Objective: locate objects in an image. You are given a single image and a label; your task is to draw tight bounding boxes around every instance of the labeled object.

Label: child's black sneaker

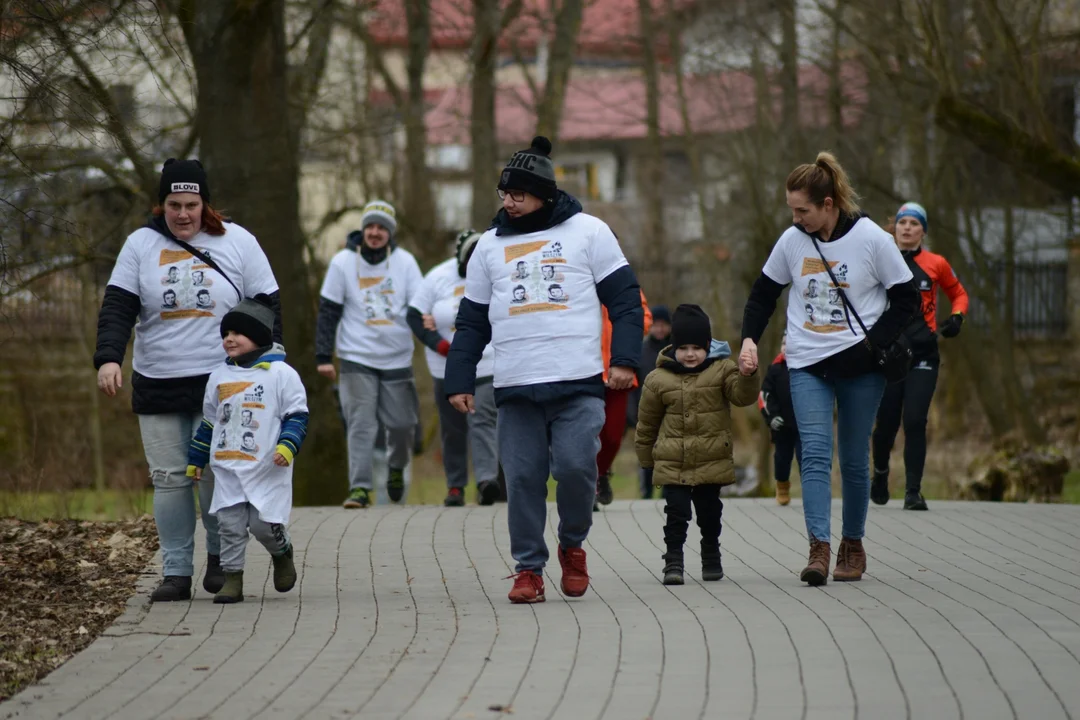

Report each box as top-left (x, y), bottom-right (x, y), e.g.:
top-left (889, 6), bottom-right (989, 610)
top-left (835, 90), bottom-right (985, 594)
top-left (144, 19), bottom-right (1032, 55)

top-left (387, 468), bottom-right (406, 503)
top-left (444, 487), bottom-right (465, 507)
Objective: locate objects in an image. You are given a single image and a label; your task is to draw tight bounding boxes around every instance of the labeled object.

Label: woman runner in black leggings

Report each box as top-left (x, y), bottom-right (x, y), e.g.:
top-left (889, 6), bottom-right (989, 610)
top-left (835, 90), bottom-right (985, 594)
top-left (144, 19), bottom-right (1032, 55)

top-left (871, 202), bottom-right (968, 510)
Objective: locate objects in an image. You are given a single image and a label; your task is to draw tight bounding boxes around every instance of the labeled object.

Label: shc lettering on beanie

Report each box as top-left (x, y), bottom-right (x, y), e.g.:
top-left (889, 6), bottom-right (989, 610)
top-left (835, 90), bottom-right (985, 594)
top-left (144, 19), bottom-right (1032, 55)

top-left (498, 136), bottom-right (558, 203)
top-left (159, 158), bottom-right (210, 204)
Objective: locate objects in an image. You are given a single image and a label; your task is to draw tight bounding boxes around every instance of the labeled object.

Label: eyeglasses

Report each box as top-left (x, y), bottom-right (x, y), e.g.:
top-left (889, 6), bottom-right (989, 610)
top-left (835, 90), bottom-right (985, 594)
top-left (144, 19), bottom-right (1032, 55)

top-left (497, 189), bottom-right (525, 202)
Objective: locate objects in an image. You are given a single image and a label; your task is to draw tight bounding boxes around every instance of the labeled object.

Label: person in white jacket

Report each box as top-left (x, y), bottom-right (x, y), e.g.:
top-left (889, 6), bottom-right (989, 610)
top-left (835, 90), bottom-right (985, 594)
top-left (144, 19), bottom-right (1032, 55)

top-left (186, 295), bottom-right (308, 604)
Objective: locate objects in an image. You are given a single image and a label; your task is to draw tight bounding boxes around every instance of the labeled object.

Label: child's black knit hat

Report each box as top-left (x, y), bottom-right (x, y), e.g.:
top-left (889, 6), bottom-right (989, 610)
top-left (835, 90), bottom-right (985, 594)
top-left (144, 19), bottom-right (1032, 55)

top-left (670, 304), bottom-right (712, 349)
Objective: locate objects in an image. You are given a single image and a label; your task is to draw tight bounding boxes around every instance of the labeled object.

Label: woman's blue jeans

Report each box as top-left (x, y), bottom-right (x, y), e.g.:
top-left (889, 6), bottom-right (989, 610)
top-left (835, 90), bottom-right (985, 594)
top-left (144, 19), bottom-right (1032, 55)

top-left (789, 369), bottom-right (886, 543)
top-left (138, 413), bottom-right (220, 577)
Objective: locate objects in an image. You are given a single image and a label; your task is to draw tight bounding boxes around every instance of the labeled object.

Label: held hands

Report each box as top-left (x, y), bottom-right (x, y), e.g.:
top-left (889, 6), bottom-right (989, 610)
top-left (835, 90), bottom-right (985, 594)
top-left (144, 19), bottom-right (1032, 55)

top-left (606, 366), bottom-right (635, 390)
top-left (273, 452), bottom-right (290, 467)
top-left (186, 465), bottom-right (203, 481)
top-left (422, 314), bottom-right (437, 331)
top-left (317, 363), bottom-right (337, 381)
top-left (770, 416), bottom-right (785, 431)
top-left (738, 338), bottom-right (758, 376)
top-left (449, 393), bottom-right (475, 414)
top-left (97, 362), bottom-right (122, 397)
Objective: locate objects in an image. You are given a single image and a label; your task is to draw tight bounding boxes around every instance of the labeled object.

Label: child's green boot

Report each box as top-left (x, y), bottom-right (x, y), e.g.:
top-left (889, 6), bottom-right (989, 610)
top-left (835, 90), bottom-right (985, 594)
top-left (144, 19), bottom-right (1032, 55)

top-left (214, 571), bottom-right (244, 604)
top-left (272, 545), bottom-right (297, 592)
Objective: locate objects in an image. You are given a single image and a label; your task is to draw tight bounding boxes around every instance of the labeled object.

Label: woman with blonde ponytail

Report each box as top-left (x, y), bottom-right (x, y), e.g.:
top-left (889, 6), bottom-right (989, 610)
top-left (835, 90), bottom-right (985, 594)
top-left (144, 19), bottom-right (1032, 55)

top-left (737, 151), bottom-right (919, 586)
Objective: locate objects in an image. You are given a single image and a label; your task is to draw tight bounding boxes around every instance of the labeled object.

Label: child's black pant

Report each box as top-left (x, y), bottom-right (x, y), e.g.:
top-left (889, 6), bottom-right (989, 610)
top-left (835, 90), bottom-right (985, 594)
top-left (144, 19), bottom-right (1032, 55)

top-left (772, 427), bottom-right (802, 483)
top-left (662, 484), bottom-right (723, 552)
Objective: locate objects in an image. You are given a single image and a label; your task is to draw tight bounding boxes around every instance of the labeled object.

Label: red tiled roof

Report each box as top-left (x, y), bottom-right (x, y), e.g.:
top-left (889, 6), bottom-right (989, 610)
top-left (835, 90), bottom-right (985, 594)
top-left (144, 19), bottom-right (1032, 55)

top-left (415, 62), bottom-right (868, 146)
top-left (366, 0), bottom-right (692, 57)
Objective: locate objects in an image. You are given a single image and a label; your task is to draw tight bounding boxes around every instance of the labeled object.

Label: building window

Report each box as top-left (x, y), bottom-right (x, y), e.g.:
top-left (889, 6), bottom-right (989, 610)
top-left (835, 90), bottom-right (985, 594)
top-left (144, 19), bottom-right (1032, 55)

top-left (554, 162), bottom-right (600, 200)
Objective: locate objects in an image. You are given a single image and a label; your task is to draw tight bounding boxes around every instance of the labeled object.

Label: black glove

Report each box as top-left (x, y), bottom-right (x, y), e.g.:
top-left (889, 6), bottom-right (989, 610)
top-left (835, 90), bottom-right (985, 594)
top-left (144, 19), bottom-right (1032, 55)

top-left (940, 313), bottom-right (964, 338)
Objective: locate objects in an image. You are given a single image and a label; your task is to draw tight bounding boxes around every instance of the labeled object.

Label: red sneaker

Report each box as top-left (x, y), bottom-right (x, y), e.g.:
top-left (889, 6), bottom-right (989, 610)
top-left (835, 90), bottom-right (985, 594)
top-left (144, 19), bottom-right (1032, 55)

top-left (558, 546), bottom-right (589, 597)
top-left (507, 571), bottom-right (545, 604)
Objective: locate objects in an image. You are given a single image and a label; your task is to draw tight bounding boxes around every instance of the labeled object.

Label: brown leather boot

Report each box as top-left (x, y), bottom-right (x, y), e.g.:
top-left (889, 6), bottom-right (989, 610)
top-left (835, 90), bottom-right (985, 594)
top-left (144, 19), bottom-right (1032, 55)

top-left (775, 481), bottom-right (791, 506)
top-left (833, 538), bottom-right (866, 581)
top-left (800, 540), bottom-right (831, 586)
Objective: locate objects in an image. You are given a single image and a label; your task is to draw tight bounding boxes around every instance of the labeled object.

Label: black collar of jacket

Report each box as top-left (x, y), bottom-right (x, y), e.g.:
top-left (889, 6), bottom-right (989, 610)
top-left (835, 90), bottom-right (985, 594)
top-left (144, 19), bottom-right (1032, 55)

top-left (360, 243), bottom-right (390, 265)
top-left (490, 191), bottom-right (583, 237)
top-left (794, 211), bottom-right (865, 243)
top-left (658, 346), bottom-right (716, 375)
top-left (901, 245), bottom-right (923, 259)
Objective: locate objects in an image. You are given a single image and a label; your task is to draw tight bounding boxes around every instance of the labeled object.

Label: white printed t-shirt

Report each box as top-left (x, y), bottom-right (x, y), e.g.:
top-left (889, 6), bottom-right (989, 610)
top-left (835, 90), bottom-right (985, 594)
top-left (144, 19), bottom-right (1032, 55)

top-left (204, 356), bottom-right (308, 524)
top-left (762, 217), bottom-right (913, 370)
top-left (464, 212), bottom-right (629, 388)
top-left (320, 247), bottom-right (423, 370)
top-left (106, 223), bottom-right (279, 379)
top-left (411, 258), bottom-right (495, 380)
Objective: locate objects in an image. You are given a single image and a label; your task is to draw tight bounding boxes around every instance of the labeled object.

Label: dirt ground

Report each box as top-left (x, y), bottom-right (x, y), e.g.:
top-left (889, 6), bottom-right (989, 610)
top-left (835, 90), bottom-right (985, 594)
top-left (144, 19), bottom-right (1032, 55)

top-left (0, 516), bottom-right (158, 701)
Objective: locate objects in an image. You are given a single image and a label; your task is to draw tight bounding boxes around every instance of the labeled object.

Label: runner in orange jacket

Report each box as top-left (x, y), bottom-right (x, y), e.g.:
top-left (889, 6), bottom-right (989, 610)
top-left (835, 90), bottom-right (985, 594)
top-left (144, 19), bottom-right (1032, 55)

top-left (871, 202), bottom-right (968, 511)
top-left (595, 290), bottom-right (652, 509)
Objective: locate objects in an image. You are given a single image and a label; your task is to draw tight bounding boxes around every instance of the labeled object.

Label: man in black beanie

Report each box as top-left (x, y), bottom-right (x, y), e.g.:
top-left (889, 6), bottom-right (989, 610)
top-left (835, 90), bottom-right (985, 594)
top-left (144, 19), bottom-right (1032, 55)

top-left (444, 135), bottom-right (644, 604)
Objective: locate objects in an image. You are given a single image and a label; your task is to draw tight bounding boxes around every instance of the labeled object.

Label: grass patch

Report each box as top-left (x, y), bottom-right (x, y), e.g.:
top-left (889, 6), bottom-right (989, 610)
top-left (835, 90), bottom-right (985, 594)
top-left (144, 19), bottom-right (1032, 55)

top-left (1063, 470), bottom-right (1080, 504)
top-left (0, 490), bottom-right (153, 522)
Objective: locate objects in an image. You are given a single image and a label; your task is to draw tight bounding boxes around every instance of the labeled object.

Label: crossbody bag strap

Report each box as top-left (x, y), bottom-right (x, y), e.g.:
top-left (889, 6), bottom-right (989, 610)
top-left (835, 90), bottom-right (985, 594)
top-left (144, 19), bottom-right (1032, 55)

top-left (809, 236), bottom-right (869, 337)
top-left (171, 236), bottom-right (243, 303)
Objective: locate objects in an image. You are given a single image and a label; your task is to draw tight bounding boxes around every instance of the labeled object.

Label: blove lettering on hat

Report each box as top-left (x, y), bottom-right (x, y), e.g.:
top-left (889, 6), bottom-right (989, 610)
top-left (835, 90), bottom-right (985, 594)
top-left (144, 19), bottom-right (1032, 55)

top-left (171, 182), bottom-right (201, 194)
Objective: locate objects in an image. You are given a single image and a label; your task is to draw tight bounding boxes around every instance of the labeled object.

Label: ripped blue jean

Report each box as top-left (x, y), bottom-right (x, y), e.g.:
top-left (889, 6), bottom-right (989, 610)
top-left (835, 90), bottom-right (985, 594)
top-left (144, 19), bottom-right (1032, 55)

top-left (138, 413), bottom-right (220, 577)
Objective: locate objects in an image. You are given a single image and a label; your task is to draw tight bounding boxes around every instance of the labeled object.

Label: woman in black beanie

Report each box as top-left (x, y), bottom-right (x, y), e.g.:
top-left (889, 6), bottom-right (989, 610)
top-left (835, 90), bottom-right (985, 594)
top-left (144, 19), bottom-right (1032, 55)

top-left (94, 158), bottom-right (284, 602)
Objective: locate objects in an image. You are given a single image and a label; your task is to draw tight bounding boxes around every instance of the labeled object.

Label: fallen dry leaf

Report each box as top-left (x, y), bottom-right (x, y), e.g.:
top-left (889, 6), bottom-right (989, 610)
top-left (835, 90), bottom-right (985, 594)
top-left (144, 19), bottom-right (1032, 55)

top-left (0, 516), bottom-right (158, 702)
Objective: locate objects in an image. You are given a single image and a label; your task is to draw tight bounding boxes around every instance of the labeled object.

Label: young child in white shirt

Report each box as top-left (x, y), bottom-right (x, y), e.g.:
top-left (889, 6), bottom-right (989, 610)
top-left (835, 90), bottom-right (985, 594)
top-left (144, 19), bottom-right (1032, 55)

top-left (186, 294), bottom-right (308, 604)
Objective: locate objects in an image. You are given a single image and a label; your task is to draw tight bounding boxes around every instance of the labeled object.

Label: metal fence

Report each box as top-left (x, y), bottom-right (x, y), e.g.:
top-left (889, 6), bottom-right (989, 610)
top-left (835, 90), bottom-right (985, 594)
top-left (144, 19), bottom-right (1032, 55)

top-left (966, 260), bottom-right (1070, 337)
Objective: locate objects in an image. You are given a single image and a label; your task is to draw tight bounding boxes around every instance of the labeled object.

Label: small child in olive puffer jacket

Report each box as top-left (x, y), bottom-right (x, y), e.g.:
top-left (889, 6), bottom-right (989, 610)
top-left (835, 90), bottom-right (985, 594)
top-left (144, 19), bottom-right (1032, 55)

top-left (635, 304), bottom-right (760, 585)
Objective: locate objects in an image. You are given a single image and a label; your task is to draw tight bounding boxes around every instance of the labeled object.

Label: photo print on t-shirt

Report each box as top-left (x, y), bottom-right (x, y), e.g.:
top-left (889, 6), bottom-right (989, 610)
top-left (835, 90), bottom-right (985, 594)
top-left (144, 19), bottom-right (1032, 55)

top-left (502, 239), bottom-right (571, 316)
top-left (358, 275), bottom-right (395, 326)
top-left (213, 381), bottom-right (265, 462)
top-left (799, 257), bottom-right (850, 334)
top-left (157, 249), bottom-right (218, 320)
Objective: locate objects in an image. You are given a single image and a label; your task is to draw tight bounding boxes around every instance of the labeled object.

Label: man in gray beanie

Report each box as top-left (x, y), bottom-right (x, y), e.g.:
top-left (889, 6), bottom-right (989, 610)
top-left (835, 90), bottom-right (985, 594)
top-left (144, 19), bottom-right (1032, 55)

top-left (315, 199), bottom-right (423, 509)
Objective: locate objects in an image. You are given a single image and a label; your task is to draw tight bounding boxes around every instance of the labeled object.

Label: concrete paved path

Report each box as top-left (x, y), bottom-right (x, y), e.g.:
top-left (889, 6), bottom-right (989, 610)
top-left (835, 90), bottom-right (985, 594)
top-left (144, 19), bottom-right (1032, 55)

top-left (5, 500), bottom-right (1080, 720)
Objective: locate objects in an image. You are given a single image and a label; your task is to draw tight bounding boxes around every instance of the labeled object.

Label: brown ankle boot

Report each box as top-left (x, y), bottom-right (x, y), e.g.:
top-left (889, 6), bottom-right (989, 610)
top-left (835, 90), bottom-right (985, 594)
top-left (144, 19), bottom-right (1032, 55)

top-left (800, 540), bottom-right (831, 586)
top-left (833, 538), bottom-right (866, 581)
top-left (775, 481), bottom-right (791, 506)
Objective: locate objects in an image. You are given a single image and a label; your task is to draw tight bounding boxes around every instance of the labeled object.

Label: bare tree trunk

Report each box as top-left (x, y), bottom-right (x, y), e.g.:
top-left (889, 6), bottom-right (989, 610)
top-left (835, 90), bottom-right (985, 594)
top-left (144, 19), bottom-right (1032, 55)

top-left (176, 0), bottom-right (344, 504)
top-left (827, 0), bottom-right (846, 148)
top-left (403, 0), bottom-right (437, 261)
top-left (636, 0), bottom-right (667, 299)
top-left (534, 0), bottom-right (584, 145)
top-left (470, 0), bottom-right (500, 229)
top-left (778, 0), bottom-right (803, 164)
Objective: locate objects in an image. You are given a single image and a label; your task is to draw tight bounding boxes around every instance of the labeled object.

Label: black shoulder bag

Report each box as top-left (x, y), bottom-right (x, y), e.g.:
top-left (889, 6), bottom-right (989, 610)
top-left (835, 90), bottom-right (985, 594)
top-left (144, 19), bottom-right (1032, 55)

top-left (809, 237), bottom-right (912, 384)
top-left (170, 236), bottom-right (244, 303)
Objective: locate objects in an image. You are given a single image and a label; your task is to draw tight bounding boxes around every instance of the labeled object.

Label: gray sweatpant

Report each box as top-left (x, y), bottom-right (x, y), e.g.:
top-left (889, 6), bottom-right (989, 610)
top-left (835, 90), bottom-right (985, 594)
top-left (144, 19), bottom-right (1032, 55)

top-left (216, 502), bottom-right (290, 573)
top-left (339, 362), bottom-right (418, 491)
top-left (433, 377), bottom-right (498, 489)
